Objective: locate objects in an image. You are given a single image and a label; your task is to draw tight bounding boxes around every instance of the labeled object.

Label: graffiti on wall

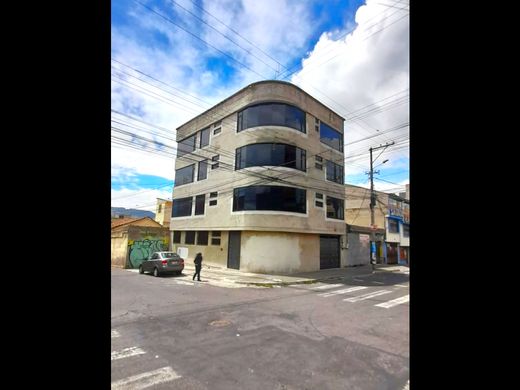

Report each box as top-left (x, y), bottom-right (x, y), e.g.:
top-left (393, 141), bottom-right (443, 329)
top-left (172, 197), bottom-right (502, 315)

top-left (127, 238), bottom-right (167, 268)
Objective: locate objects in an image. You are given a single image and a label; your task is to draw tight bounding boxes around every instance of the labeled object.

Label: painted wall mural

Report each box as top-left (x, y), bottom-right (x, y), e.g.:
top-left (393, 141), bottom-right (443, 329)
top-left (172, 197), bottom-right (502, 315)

top-left (127, 238), bottom-right (167, 268)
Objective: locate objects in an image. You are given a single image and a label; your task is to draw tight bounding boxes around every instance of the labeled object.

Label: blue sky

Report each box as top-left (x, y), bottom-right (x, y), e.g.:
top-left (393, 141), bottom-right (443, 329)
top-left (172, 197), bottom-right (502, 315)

top-left (111, 0), bottom-right (409, 211)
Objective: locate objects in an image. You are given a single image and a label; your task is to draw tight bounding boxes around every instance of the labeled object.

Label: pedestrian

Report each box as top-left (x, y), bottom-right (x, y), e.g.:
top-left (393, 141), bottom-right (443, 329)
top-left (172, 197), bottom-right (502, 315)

top-left (193, 252), bottom-right (203, 281)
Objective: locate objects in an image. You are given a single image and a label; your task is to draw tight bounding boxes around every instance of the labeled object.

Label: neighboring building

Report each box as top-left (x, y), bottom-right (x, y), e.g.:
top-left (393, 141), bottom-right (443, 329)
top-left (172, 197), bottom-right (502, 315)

top-left (170, 80), bottom-right (346, 274)
top-left (155, 198), bottom-right (173, 228)
top-left (345, 184), bottom-right (410, 265)
top-left (111, 217), bottom-right (169, 269)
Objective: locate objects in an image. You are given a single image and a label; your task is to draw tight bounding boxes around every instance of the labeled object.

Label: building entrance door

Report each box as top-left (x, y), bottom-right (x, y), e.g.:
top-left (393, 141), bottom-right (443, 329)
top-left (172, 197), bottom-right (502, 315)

top-left (320, 235), bottom-right (340, 269)
top-left (227, 231), bottom-right (241, 269)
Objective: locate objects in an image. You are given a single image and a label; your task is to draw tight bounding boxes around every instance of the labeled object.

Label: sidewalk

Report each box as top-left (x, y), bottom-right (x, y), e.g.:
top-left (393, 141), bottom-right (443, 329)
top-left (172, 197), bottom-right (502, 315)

top-left (182, 262), bottom-right (374, 287)
top-left (374, 264), bottom-right (409, 274)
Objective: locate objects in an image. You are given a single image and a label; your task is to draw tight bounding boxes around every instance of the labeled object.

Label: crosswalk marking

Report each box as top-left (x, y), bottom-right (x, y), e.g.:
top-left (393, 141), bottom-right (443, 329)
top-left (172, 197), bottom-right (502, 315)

top-left (343, 290), bottom-right (392, 302)
top-left (375, 294), bottom-right (409, 308)
top-left (111, 366), bottom-right (181, 389)
top-left (312, 283), bottom-right (344, 290)
top-left (111, 346), bottom-right (146, 361)
top-left (111, 330), bottom-right (120, 338)
top-left (318, 286), bottom-right (367, 298)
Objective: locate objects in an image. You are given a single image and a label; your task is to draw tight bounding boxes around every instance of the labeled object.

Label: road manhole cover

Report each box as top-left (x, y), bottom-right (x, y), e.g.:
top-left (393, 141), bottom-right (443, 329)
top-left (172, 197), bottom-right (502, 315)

top-left (209, 319), bottom-right (231, 327)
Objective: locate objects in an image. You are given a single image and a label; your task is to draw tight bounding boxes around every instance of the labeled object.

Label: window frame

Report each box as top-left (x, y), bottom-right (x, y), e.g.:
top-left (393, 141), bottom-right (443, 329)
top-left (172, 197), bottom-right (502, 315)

top-left (237, 102), bottom-right (306, 134)
top-left (175, 164), bottom-right (195, 187)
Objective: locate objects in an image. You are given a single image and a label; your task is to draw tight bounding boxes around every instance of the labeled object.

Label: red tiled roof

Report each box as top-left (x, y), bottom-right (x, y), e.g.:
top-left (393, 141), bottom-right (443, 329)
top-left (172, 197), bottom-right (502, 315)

top-left (111, 217), bottom-right (143, 229)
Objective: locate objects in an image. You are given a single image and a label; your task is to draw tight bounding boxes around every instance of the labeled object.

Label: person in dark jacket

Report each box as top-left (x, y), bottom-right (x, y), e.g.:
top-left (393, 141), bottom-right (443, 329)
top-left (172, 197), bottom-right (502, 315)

top-left (193, 252), bottom-right (203, 281)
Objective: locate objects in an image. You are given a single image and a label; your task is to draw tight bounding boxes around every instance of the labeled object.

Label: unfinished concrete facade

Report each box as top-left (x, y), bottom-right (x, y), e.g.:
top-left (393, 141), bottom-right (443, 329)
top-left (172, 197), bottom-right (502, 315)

top-left (170, 81), bottom-right (346, 274)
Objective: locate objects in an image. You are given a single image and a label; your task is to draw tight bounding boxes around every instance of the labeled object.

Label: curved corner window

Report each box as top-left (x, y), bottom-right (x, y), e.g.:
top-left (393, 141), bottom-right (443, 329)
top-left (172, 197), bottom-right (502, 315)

top-left (233, 185), bottom-right (306, 214)
top-left (237, 103), bottom-right (306, 133)
top-left (320, 122), bottom-right (343, 152)
top-left (235, 143), bottom-right (306, 172)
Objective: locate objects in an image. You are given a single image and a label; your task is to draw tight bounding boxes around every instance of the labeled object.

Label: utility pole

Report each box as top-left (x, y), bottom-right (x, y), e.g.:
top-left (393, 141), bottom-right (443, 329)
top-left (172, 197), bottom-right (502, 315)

top-left (367, 141), bottom-right (394, 265)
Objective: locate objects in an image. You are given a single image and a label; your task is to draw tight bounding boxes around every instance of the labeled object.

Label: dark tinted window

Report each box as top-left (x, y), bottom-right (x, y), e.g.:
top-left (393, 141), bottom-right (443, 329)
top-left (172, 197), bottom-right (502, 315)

top-left (315, 201), bottom-right (323, 208)
top-left (237, 103), bottom-right (306, 133)
top-left (209, 200), bottom-right (217, 206)
top-left (212, 155), bottom-right (219, 161)
top-left (326, 160), bottom-right (344, 184)
top-left (212, 162), bottom-right (219, 169)
top-left (173, 231), bottom-right (181, 243)
top-left (403, 224), bottom-right (409, 237)
top-left (235, 143), bottom-right (306, 172)
top-left (198, 160), bottom-right (208, 181)
top-left (185, 231), bottom-right (195, 244)
top-left (233, 185), bottom-right (306, 214)
top-left (197, 231), bottom-right (209, 245)
top-left (320, 122), bottom-right (343, 152)
top-left (195, 194), bottom-right (205, 215)
top-left (175, 164), bottom-right (194, 187)
top-left (388, 219), bottom-right (399, 233)
top-left (199, 127), bottom-right (210, 148)
top-left (316, 193), bottom-right (323, 199)
top-left (326, 196), bottom-right (344, 220)
top-left (209, 192), bottom-right (218, 198)
top-left (172, 197), bottom-right (192, 217)
top-left (177, 134), bottom-right (196, 157)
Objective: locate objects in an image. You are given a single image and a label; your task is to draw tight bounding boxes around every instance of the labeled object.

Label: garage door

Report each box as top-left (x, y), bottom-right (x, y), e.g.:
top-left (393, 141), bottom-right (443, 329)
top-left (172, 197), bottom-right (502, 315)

top-left (320, 235), bottom-right (340, 269)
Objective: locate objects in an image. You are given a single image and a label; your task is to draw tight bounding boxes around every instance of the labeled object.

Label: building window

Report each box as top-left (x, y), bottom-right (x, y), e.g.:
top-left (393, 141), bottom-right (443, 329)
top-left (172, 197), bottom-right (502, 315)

top-left (315, 118), bottom-right (320, 132)
top-left (326, 160), bottom-right (344, 184)
top-left (315, 156), bottom-right (322, 162)
top-left (315, 163), bottom-right (322, 170)
top-left (233, 185), bottom-right (306, 214)
top-left (213, 127), bottom-right (221, 135)
top-left (177, 134), bottom-right (196, 157)
top-left (198, 160), bottom-right (208, 181)
top-left (326, 196), bottom-right (344, 220)
top-left (211, 231), bottom-right (221, 246)
top-left (199, 127), bottom-right (210, 148)
top-left (211, 162), bottom-right (219, 169)
top-left (235, 143), bottom-right (306, 172)
top-left (195, 194), bottom-right (205, 215)
top-left (197, 231), bottom-right (209, 245)
top-left (209, 192), bottom-right (218, 198)
top-left (388, 218), bottom-right (399, 233)
top-left (172, 197), bottom-right (193, 218)
top-left (209, 200), bottom-right (217, 206)
top-left (157, 204), bottom-right (162, 213)
top-left (185, 231), bottom-right (195, 244)
top-left (175, 164), bottom-right (195, 187)
top-left (320, 122), bottom-right (343, 152)
top-left (213, 121), bottom-right (222, 135)
top-left (315, 201), bottom-right (323, 208)
top-left (237, 103), bottom-right (306, 133)
top-left (403, 224), bottom-right (410, 237)
top-left (212, 155), bottom-right (219, 162)
top-left (316, 193), bottom-right (323, 199)
top-left (172, 231), bottom-right (181, 243)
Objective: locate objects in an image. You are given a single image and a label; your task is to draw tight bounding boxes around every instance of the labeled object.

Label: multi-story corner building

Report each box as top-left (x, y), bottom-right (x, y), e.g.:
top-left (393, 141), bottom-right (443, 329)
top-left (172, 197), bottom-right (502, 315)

top-left (155, 198), bottom-right (172, 228)
top-left (169, 80), bottom-right (346, 274)
top-left (345, 184), bottom-right (410, 265)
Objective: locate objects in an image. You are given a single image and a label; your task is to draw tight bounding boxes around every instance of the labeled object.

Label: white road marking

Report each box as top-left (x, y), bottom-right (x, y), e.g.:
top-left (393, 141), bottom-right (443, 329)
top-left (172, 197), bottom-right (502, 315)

top-left (343, 290), bottom-right (392, 302)
top-left (318, 286), bottom-right (367, 297)
top-left (111, 330), bottom-right (120, 338)
top-left (111, 346), bottom-right (146, 361)
top-left (373, 281), bottom-right (384, 284)
top-left (375, 294), bottom-right (410, 308)
top-left (175, 280), bottom-right (194, 286)
top-left (126, 269), bottom-right (139, 273)
top-left (396, 284), bottom-right (408, 288)
top-left (111, 366), bottom-right (181, 389)
top-left (312, 283), bottom-right (344, 290)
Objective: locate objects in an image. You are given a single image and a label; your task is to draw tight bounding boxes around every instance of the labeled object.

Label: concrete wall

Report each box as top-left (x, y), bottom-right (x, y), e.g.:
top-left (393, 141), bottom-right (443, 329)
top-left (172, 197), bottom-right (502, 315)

top-left (240, 231), bottom-right (319, 274)
top-left (111, 229), bottom-right (128, 268)
top-left (155, 200), bottom-right (172, 228)
top-left (171, 230), bottom-right (229, 267)
top-left (346, 232), bottom-right (371, 266)
top-left (126, 226), bottom-right (169, 269)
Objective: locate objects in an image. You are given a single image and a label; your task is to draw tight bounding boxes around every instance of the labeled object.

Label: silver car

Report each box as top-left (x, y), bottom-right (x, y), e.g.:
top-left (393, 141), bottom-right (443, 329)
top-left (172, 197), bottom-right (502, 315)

top-left (139, 252), bottom-right (185, 277)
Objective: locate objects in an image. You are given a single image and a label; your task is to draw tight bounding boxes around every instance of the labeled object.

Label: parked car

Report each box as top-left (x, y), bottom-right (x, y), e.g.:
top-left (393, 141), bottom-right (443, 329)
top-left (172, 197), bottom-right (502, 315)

top-left (139, 252), bottom-right (184, 277)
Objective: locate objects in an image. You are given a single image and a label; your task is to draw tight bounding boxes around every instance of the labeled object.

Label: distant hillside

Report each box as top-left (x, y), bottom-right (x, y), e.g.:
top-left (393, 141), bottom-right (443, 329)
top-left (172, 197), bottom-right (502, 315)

top-left (111, 207), bottom-right (155, 219)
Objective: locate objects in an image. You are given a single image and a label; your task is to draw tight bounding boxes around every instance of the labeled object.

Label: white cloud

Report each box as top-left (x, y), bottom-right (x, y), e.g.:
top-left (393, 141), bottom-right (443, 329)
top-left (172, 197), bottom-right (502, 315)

top-left (111, 187), bottom-right (173, 211)
top-left (290, 0), bottom-right (409, 180)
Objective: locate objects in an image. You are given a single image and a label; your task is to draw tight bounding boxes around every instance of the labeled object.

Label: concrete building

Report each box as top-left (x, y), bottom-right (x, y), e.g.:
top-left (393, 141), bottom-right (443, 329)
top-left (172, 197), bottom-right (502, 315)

top-left (345, 184), bottom-right (410, 265)
top-left (111, 217), bottom-right (169, 269)
top-left (170, 80), bottom-right (346, 274)
top-left (155, 198), bottom-right (173, 228)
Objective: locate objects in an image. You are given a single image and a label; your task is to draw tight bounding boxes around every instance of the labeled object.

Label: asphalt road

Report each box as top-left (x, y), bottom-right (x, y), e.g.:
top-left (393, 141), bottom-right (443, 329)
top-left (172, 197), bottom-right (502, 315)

top-left (111, 268), bottom-right (409, 389)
